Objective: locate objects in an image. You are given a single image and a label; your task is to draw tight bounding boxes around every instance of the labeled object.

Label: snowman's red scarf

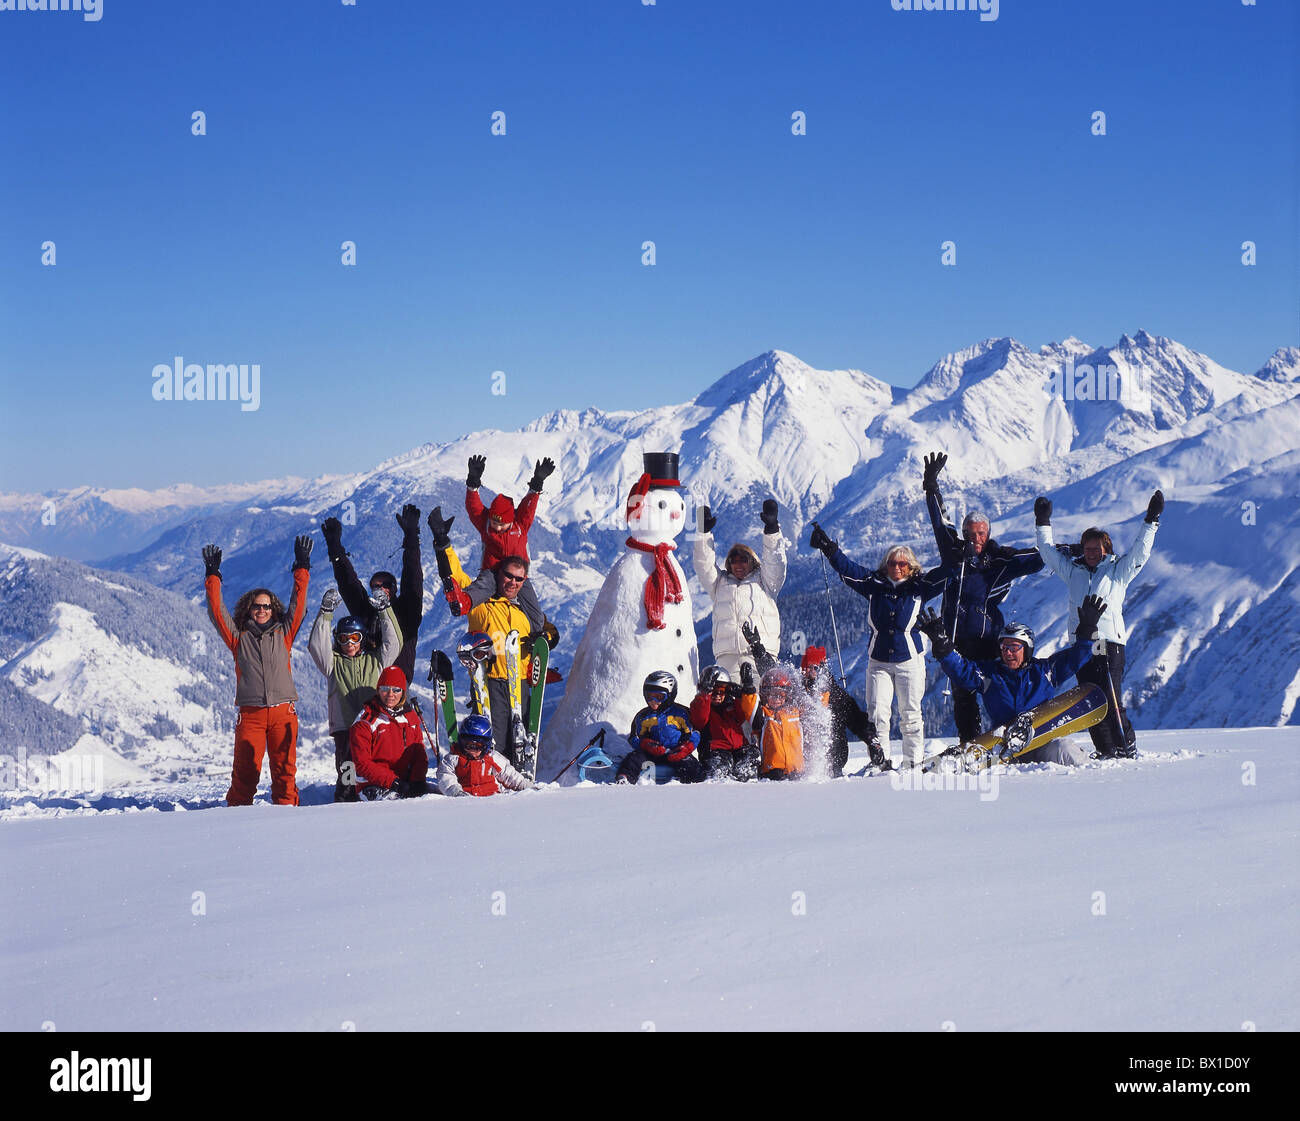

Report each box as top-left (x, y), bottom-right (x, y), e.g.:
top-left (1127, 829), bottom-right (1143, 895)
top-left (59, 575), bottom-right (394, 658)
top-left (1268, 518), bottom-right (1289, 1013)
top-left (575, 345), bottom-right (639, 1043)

top-left (624, 537), bottom-right (683, 630)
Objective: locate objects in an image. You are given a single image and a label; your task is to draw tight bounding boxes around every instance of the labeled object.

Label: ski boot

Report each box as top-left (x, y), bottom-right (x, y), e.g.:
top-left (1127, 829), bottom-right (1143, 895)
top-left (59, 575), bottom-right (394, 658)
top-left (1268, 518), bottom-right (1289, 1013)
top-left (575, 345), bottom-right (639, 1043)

top-left (999, 711), bottom-right (1035, 761)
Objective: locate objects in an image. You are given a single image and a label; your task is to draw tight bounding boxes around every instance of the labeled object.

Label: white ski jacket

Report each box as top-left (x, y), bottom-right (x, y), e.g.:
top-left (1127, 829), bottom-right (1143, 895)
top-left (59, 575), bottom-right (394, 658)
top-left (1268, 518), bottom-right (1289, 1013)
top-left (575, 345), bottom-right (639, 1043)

top-left (1036, 521), bottom-right (1158, 645)
top-left (694, 531), bottom-right (787, 670)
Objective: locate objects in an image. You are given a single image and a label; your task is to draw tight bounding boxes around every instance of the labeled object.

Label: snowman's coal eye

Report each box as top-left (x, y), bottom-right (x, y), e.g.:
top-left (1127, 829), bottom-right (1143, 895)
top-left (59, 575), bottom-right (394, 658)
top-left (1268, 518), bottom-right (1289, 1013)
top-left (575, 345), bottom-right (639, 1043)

top-left (657, 500), bottom-right (667, 509)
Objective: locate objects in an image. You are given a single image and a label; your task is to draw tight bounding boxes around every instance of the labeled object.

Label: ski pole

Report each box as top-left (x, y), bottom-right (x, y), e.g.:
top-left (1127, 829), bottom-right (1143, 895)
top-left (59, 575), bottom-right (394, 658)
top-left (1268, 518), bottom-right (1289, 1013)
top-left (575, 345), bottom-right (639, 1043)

top-left (814, 531), bottom-right (847, 688)
top-left (408, 697), bottom-right (441, 769)
top-left (1099, 644), bottom-right (1128, 754)
top-left (950, 556), bottom-right (965, 645)
top-left (552, 728), bottom-right (606, 784)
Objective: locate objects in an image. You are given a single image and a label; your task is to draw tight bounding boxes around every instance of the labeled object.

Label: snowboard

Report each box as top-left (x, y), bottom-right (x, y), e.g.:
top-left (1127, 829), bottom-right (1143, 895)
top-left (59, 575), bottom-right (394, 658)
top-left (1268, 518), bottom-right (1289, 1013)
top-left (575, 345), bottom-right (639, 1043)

top-left (922, 683), bottom-right (1109, 773)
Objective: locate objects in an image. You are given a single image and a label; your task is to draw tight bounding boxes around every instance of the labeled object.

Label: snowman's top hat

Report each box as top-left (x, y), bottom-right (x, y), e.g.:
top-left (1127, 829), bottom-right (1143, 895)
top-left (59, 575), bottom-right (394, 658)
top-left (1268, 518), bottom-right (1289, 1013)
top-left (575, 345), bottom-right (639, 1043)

top-left (641, 451), bottom-right (681, 489)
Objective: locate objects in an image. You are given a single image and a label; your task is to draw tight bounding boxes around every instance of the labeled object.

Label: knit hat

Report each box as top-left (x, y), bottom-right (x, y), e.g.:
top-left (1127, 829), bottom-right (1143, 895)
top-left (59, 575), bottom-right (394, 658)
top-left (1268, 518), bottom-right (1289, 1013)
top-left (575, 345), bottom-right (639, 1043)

top-left (377, 666), bottom-right (407, 691)
top-left (801, 647), bottom-right (828, 671)
top-left (488, 495), bottom-right (516, 523)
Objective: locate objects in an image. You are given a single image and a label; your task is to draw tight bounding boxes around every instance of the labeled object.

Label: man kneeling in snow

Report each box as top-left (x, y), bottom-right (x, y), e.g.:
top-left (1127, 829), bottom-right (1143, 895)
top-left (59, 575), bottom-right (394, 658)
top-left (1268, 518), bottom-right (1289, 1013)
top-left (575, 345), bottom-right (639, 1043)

top-left (917, 595), bottom-right (1109, 765)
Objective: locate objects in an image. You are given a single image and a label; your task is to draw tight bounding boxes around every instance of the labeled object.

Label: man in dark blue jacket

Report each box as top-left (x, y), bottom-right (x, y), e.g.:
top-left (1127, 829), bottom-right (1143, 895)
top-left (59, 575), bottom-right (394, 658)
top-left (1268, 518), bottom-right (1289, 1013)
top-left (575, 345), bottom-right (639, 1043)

top-left (918, 595), bottom-right (1108, 762)
top-left (922, 452), bottom-right (1045, 744)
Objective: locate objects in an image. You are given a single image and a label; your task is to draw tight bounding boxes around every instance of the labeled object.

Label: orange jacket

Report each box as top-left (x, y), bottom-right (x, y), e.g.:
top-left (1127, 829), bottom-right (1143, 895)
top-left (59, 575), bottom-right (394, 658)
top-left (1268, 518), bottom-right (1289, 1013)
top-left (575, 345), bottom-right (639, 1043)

top-left (754, 702), bottom-right (803, 776)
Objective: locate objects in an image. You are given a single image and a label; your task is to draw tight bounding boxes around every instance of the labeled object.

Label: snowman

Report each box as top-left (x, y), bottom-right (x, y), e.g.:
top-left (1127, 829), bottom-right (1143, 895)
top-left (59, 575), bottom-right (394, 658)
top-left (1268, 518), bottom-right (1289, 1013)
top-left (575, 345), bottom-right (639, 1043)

top-left (541, 451), bottom-right (700, 781)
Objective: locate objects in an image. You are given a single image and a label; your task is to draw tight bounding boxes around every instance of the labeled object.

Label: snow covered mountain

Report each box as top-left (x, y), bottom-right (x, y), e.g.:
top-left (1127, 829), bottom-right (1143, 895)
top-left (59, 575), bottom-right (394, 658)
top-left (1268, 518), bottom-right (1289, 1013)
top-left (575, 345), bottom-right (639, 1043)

top-left (2, 332), bottom-right (1296, 780)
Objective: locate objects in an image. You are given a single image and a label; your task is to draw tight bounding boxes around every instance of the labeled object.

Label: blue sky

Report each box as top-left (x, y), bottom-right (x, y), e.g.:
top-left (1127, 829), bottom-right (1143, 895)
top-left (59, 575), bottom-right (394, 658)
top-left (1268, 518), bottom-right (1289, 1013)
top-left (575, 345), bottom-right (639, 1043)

top-left (1, 0), bottom-right (1296, 491)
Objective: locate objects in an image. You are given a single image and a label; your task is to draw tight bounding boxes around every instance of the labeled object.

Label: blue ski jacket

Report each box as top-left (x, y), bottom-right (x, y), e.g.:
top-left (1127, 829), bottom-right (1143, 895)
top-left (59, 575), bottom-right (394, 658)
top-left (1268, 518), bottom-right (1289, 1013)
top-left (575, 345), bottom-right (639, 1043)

top-left (937, 638), bottom-right (1094, 728)
top-left (827, 546), bottom-right (949, 663)
top-left (926, 489), bottom-right (1044, 641)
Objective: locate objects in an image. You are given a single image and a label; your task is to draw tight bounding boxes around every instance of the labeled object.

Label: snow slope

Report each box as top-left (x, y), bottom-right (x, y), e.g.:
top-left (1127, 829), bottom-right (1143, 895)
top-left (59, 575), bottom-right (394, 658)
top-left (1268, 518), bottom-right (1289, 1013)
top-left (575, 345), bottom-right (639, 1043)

top-left (2, 729), bottom-right (1295, 1032)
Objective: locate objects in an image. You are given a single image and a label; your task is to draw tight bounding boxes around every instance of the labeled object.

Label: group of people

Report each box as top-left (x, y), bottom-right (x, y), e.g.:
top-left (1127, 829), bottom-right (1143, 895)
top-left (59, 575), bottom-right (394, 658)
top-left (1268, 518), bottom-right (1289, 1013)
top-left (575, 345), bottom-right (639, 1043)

top-left (203, 454), bottom-right (559, 805)
top-left (202, 447), bottom-right (1163, 804)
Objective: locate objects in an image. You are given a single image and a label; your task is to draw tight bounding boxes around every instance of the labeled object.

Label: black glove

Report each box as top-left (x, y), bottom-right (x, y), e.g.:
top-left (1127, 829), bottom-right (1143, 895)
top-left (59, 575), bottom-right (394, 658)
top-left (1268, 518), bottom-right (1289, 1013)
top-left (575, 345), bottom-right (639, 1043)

top-left (542, 620), bottom-right (560, 650)
top-left (396, 504), bottom-right (421, 545)
top-left (963, 539), bottom-right (979, 564)
top-left (699, 505), bottom-right (717, 535)
top-left (741, 620), bottom-right (767, 660)
top-left (293, 535), bottom-right (313, 571)
top-left (1146, 489), bottom-right (1164, 524)
top-left (917, 607), bottom-right (954, 659)
top-left (427, 505), bottom-right (454, 550)
top-left (760, 499), bottom-right (779, 534)
top-left (392, 780), bottom-right (412, 798)
top-left (1034, 497), bottom-right (1052, 527)
top-left (321, 588), bottom-right (342, 612)
top-left (202, 544), bottom-right (222, 579)
top-left (466, 454), bottom-right (486, 490)
top-left (1075, 594), bottom-right (1107, 639)
top-left (527, 457), bottom-right (555, 493)
top-left (1055, 541), bottom-right (1082, 558)
top-left (740, 662), bottom-right (756, 693)
top-left (809, 524), bottom-right (836, 556)
top-left (320, 517), bottom-right (344, 560)
top-left (922, 451), bottom-right (947, 494)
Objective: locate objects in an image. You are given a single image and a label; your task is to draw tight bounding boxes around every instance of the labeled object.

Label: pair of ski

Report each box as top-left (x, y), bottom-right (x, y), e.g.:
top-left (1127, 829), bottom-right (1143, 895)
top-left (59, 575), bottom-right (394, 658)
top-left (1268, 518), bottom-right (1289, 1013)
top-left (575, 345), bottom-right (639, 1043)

top-left (428, 630), bottom-right (550, 781)
top-left (920, 683), bottom-right (1109, 774)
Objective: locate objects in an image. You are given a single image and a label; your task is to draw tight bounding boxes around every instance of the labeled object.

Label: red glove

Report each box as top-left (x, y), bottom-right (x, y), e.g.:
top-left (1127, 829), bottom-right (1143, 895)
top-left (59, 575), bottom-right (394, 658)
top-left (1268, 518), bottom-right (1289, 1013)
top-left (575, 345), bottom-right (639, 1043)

top-left (639, 736), bottom-right (667, 758)
top-left (665, 744), bottom-right (693, 764)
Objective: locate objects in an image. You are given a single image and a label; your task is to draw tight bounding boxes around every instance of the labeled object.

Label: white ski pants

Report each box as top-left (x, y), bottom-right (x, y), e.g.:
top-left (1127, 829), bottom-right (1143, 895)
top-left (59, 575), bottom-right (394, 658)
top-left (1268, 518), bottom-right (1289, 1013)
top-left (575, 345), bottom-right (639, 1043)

top-left (865, 655), bottom-right (926, 766)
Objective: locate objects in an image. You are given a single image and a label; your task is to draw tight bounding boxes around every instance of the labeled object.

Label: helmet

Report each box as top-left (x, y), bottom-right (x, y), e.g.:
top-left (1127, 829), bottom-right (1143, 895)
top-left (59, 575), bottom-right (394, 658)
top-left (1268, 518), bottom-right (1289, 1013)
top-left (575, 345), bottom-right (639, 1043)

top-left (643, 670), bottom-right (678, 707)
top-left (458, 715), bottom-right (493, 751)
top-left (456, 631), bottom-right (495, 669)
top-left (333, 616), bottom-right (366, 647)
top-left (761, 667), bottom-right (796, 707)
top-left (998, 622), bottom-right (1035, 655)
top-left (698, 665), bottom-right (731, 693)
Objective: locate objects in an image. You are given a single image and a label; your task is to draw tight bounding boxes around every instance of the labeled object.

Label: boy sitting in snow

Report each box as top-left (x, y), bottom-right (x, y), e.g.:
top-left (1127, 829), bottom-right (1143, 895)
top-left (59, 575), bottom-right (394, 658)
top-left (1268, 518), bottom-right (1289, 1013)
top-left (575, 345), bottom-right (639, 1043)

top-left (617, 670), bottom-right (704, 784)
top-left (436, 715), bottom-right (535, 796)
top-left (689, 664), bottom-right (761, 782)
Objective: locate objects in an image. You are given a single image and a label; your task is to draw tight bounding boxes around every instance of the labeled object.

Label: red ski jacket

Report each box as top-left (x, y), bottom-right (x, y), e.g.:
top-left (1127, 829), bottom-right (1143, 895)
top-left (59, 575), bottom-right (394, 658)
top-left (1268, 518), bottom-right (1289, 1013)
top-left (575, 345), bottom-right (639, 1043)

top-left (349, 698), bottom-right (428, 791)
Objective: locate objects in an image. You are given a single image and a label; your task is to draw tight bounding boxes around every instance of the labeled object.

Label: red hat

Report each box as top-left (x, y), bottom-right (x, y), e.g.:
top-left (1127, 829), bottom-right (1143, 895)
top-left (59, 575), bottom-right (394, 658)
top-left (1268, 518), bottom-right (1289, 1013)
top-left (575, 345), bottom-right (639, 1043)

top-left (377, 666), bottom-right (407, 691)
top-left (488, 495), bottom-right (516, 523)
top-left (801, 647), bottom-right (828, 670)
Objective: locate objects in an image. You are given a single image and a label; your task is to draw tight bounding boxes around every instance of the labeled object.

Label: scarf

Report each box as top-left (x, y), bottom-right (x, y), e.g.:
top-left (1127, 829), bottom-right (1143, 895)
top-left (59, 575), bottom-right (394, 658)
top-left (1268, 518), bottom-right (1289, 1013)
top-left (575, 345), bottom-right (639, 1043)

top-left (625, 537), bottom-right (683, 630)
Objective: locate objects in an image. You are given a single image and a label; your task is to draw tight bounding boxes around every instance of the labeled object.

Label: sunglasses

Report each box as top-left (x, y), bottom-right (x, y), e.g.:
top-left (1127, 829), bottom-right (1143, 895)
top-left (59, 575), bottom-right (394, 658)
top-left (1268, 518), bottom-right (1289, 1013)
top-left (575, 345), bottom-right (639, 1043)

top-left (377, 685), bottom-right (403, 694)
top-left (251, 602), bottom-right (273, 611)
top-left (1000, 640), bottom-right (1025, 651)
top-left (501, 571), bottom-right (526, 583)
top-left (339, 634), bottom-right (363, 645)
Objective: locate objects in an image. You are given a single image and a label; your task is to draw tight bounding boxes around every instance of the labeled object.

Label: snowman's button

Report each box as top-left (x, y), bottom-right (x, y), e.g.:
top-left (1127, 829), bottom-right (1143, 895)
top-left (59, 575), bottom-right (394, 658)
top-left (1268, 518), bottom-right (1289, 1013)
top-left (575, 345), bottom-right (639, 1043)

top-left (675, 629), bottom-right (681, 637)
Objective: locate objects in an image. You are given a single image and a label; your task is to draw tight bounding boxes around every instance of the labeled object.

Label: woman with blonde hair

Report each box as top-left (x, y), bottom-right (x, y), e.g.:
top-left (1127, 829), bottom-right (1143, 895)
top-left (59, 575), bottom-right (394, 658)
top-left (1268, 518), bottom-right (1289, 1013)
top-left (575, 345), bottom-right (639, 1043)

top-left (809, 529), bottom-right (949, 769)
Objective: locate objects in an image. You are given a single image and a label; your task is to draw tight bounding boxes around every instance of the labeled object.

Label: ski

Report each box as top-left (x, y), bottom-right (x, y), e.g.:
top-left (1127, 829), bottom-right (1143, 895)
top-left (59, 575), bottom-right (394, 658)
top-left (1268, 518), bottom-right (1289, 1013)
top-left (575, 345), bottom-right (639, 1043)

top-left (503, 629), bottom-right (529, 771)
top-left (456, 632), bottom-right (493, 726)
top-left (518, 633), bottom-right (550, 780)
top-left (923, 684), bottom-right (1109, 773)
top-left (429, 649), bottom-right (457, 745)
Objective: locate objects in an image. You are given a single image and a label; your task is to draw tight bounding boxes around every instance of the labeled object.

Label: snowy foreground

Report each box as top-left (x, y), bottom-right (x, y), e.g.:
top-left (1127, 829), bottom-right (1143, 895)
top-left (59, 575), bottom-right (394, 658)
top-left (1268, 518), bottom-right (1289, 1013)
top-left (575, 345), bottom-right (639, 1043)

top-left (2, 729), bottom-right (1297, 1032)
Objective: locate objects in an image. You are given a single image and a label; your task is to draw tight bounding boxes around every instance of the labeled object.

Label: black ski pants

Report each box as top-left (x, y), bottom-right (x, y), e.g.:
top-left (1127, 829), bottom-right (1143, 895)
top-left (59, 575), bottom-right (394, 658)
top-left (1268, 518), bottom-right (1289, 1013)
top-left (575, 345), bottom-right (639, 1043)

top-left (485, 676), bottom-right (529, 769)
top-left (953, 636), bottom-right (1000, 741)
top-left (617, 749), bottom-right (705, 784)
top-left (1076, 642), bottom-right (1136, 756)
